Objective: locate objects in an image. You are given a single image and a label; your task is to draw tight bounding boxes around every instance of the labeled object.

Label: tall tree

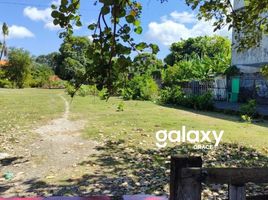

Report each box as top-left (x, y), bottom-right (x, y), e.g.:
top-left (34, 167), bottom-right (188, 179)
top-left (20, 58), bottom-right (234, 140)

top-left (164, 36), bottom-right (231, 66)
top-left (0, 23), bottom-right (9, 60)
top-left (35, 52), bottom-right (60, 71)
top-left (56, 36), bottom-right (92, 84)
top-left (7, 48), bottom-right (32, 88)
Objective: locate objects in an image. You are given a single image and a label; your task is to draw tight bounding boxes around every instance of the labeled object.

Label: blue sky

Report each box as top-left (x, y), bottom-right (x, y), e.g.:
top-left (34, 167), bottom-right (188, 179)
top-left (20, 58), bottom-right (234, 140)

top-left (0, 0), bottom-right (231, 59)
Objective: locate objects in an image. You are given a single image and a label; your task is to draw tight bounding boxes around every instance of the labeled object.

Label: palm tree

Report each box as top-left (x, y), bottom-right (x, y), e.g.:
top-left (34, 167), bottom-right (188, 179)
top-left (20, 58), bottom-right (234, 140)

top-left (0, 22), bottom-right (9, 60)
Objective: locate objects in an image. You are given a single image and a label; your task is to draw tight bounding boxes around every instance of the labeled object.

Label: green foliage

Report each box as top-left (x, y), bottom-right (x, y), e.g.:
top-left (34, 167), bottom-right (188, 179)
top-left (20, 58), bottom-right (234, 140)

top-left (116, 102), bottom-right (125, 112)
top-left (121, 87), bottom-right (134, 100)
top-left (30, 64), bottom-right (54, 88)
top-left (0, 69), bottom-right (12, 88)
top-left (65, 82), bottom-right (76, 97)
top-left (122, 75), bottom-right (159, 101)
top-left (240, 100), bottom-right (257, 119)
top-left (99, 88), bottom-right (109, 100)
top-left (0, 78), bottom-right (12, 88)
top-left (185, 0), bottom-right (268, 51)
top-left (159, 86), bottom-right (214, 111)
top-left (162, 36), bottom-right (231, 85)
top-left (52, 0), bottom-right (159, 96)
top-left (131, 53), bottom-right (163, 77)
top-left (164, 36), bottom-right (231, 66)
top-left (35, 52), bottom-right (60, 71)
top-left (163, 53), bottom-right (230, 85)
top-left (224, 65), bottom-right (240, 76)
top-left (77, 85), bottom-right (99, 97)
top-left (159, 86), bottom-right (184, 104)
top-left (241, 115), bottom-right (252, 123)
top-left (6, 48), bottom-right (32, 88)
top-left (56, 36), bottom-right (91, 82)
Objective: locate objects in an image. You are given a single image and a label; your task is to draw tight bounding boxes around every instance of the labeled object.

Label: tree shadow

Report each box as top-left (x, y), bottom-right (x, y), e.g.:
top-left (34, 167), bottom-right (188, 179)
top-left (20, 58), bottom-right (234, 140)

top-left (1, 141), bottom-right (268, 199)
top-left (159, 103), bottom-right (268, 129)
top-left (0, 156), bottom-right (25, 167)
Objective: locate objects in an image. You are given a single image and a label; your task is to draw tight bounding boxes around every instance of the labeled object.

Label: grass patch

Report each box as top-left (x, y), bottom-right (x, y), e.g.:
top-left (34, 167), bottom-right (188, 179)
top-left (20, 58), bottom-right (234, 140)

top-left (0, 88), bottom-right (64, 151)
top-left (70, 95), bottom-right (268, 154)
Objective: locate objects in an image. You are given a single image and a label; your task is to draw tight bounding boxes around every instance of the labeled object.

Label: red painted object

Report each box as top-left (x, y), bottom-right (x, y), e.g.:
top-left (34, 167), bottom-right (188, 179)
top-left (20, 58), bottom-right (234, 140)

top-left (0, 197), bottom-right (110, 200)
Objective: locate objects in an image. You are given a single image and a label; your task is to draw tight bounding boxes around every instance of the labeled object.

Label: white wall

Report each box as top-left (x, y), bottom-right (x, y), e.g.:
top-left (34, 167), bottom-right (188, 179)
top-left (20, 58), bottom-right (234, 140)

top-left (231, 0), bottom-right (268, 72)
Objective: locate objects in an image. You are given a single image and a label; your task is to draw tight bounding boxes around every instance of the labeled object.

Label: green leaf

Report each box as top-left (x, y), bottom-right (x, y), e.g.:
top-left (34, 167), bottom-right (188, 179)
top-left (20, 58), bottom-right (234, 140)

top-left (136, 42), bottom-right (147, 51)
top-left (101, 6), bottom-right (110, 15)
top-left (134, 26), bottom-right (143, 34)
top-left (76, 20), bottom-right (82, 27)
top-left (134, 20), bottom-right (141, 27)
top-left (51, 11), bottom-right (59, 18)
top-left (149, 44), bottom-right (160, 54)
top-left (51, 4), bottom-right (57, 9)
top-left (88, 23), bottom-right (96, 30)
top-left (126, 15), bottom-right (135, 23)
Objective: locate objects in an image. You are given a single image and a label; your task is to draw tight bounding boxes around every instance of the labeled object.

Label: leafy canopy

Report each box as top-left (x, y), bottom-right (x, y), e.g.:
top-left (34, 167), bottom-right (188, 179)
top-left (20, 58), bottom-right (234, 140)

top-left (51, 0), bottom-right (159, 97)
top-left (164, 36), bottom-right (231, 66)
top-left (185, 0), bottom-right (268, 51)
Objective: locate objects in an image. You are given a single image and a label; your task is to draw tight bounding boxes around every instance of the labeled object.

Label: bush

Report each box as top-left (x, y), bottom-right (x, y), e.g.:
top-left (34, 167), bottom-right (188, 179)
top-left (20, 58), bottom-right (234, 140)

top-left (0, 78), bottom-right (13, 88)
top-left (159, 86), bottom-right (184, 104)
top-left (116, 102), bottom-right (125, 112)
top-left (159, 86), bottom-right (214, 111)
top-left (65, 83), bottom-right (76, 96)
top-left (99, 88), bottom-right (109, 100)
top-left (240, 99), bottom-right (257, 118)
top-left (122, 87), bottom-right (134, 100)
top-left (192, 92), bottom-right (214, 110)
top-left (48, 80), bottom-right (66, 89)
top-left (122, 75), bottom-right (159, 101)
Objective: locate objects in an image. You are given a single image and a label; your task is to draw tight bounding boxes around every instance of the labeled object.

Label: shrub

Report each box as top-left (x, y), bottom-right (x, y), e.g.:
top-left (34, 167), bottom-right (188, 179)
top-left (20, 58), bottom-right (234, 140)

top-left (65, 83), bottom-right (76, 96)
top-left (159, 86), bottom-right (184, 104)
top-left (99, 88), bottom-right (109, 100)
top-left (193, 92), bottom-right (214, 110)
top-left (122, 75), bottom-right (159, 101)
top-left (240, 99), bottom-right (257, 118)
top-left (159, 86), bottom-right (214, 111)
top-left (0, 78), bottom-right (13, 88)
top-left (116, 102), bottom-right (125, 112)
top-left (49, 80), bottom-right (66, 89)
top-left (122, 87), bottom-right (134, 100)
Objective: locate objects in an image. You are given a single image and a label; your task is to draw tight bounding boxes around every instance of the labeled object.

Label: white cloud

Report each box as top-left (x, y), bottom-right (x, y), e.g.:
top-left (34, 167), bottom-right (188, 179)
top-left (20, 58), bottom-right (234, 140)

top-left (170, 11), bottom-right (197, 24)
top-left (23, 2), bottom-right (61, 31)
top-left (146, 11), bottom-right (231, 46)
top-left (0, 23), bottom-right (34, 39)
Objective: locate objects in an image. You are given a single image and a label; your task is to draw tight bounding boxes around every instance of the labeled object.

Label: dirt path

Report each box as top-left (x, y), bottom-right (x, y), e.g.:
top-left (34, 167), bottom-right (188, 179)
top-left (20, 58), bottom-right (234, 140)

top-left (0, 95), bottom-right (98, 197)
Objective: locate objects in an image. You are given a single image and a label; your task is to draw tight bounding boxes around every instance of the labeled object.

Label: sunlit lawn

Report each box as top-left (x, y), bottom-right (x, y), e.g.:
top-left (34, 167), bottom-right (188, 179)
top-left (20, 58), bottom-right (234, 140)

top-left (1, 89), bottom-right (268, 154)
top-left (70, 95), bottom-right (268, 153)
top-left (0, 88), bottom-right (65, 150)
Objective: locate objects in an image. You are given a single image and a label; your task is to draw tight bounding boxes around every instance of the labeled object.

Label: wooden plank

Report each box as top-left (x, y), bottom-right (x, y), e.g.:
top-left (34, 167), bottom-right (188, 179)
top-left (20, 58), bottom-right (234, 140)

top-left (181, 168), bottom-right (268, 184)
top-left (170, 156), bottom-right (202, 200)
top-left (229, 184), bottom-right (246, 200)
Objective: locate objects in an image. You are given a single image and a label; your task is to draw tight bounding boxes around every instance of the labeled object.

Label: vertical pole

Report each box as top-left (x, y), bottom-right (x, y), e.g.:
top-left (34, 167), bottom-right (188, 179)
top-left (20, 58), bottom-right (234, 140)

top-left (170, 156), bottom-right (202, 200)
top-left (229, 184), bottom-right (246, 200)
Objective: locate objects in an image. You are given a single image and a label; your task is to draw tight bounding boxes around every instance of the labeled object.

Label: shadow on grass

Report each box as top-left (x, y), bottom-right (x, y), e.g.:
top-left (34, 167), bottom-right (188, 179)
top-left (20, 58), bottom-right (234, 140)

top-left (1, 141), bottom-right (268, 199)
top-left (0, 156), bottom-right (25, 167)
top-left (159, 103), bottom-right (268, 129)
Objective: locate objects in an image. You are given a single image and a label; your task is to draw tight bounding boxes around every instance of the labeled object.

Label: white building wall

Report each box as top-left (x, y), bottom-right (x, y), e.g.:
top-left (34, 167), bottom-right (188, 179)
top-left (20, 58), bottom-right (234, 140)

top-left (231, 0), bottom-right (268, 73)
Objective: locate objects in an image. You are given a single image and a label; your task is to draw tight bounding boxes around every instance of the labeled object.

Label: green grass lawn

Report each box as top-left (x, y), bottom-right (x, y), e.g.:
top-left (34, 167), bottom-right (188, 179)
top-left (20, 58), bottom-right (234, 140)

top-left (0, 88), bottom-right (65, 151)
top-left (70, 95), bottom-right (268, 153)
top-left (1, 88), bottom-right (268, 154)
